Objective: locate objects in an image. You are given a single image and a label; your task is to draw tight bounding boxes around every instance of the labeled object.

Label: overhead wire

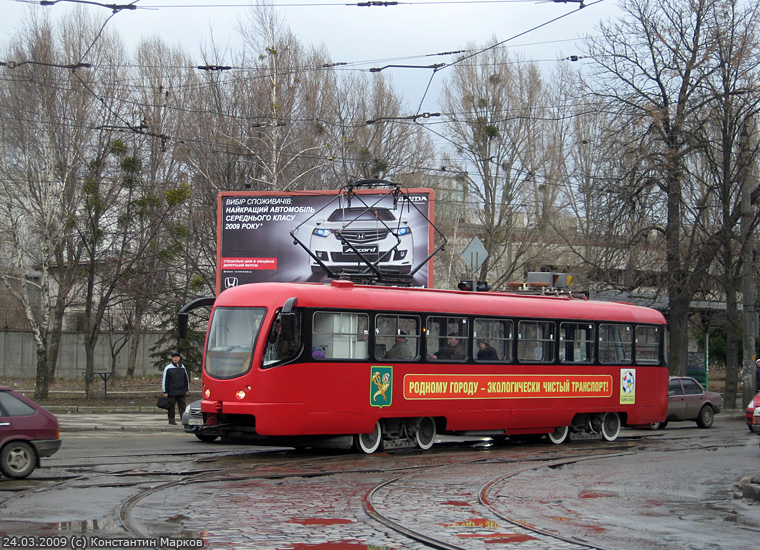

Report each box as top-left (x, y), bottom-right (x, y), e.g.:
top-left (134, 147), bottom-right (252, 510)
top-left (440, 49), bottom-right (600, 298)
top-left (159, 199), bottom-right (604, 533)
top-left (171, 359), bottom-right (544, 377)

top-left (97, 1), bottom-right (562, 8)
top-left (410, 0), bottom-right (604, 116)
top-left (0, 62), bottom-right (618, 179)
top-left (3, 0), bottom-right (614, 188)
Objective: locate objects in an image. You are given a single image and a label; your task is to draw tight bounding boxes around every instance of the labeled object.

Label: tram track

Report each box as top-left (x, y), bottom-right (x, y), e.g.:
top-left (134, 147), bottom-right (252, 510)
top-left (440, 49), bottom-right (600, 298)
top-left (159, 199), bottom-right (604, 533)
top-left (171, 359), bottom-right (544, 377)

top-left (478, 453), bottom-right (632, 550)
top-left (2, 431), bottom-right (750, 549)
top-left (116, 440), bottom-right (638, 549)
top-left (363, 438), bottom-right (756, 550)
top-left (117, 449), bottom-right (467, 546)
top-left (362, 445), bottom-right (635, 550)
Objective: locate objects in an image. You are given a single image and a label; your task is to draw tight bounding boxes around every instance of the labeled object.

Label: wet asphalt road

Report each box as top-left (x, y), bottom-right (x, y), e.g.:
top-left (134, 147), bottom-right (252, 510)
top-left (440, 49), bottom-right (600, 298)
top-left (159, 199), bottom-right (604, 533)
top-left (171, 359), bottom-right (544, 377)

top-left (0, 415), bottom-right (758, 550)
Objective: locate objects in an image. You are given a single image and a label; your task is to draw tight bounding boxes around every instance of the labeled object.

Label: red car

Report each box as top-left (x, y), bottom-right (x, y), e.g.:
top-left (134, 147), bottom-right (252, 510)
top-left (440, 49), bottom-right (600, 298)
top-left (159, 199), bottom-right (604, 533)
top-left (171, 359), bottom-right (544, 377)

top-left (653, 376), bottom-right (723, 429)
top-left (746, 393), bottom-right (760, 433)
top-left (0, 386), bottom-right (61, 479)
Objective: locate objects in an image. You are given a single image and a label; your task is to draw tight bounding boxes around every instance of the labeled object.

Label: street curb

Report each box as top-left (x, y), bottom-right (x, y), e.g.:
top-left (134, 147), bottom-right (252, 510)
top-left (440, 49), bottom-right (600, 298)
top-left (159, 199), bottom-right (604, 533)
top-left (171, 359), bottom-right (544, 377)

top-left (59, 426), bottom-right (177, 433)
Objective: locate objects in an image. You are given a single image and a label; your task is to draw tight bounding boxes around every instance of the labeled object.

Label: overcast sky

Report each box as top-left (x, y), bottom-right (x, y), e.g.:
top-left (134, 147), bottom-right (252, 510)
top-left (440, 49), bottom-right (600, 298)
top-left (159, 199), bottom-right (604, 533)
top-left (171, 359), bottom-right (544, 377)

top-left (2, 0), bottom-right (622, 113)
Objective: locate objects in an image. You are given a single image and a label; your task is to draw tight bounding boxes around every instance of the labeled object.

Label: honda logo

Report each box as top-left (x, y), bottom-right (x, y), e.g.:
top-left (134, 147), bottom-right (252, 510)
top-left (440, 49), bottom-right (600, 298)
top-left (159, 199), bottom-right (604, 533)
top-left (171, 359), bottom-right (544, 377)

top-left (225, 277), bottom-right (239, 288)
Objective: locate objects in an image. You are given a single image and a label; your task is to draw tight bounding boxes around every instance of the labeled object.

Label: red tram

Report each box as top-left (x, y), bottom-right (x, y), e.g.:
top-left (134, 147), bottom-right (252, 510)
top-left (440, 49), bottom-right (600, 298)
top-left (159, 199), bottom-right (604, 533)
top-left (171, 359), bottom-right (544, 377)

top-left (193, 280), bottom-right (668, 453)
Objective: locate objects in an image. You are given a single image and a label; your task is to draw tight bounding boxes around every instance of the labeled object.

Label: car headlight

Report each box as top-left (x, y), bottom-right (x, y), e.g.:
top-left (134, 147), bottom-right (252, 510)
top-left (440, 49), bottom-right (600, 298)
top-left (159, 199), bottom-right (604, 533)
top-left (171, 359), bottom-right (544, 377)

top-left (392, 226), bottom-right (411, 236)
top-left (184, 404), bottom-right (191, 414)
top-left (313, 228), bottom-right (332, 237)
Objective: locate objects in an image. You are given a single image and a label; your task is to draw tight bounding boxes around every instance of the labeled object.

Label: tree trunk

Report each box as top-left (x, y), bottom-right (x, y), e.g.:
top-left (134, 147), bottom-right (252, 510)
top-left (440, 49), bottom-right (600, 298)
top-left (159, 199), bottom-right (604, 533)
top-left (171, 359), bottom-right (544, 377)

top-left (84, 339), bottom-right (96, 399)
top-left (668, 294), bottom-right (690, 376)
top-left (724, 282), bottom-right (739, 409)
top-left (127, 331), bottom-right (141, 379)
top-left (33, 344), bottom-right (50, 400)
top-left (126, 306), bottom-right (144, 378)
top-left (665, 162), bottom-right (689, 377)
top-left (47, 316), bottom-right (64, 383)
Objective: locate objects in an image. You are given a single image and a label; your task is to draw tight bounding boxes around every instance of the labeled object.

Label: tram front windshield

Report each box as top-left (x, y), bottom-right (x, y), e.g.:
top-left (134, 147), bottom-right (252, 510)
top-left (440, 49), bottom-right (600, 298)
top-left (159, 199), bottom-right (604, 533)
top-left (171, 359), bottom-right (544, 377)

top-left (205, 307), bottom-right (265, 379)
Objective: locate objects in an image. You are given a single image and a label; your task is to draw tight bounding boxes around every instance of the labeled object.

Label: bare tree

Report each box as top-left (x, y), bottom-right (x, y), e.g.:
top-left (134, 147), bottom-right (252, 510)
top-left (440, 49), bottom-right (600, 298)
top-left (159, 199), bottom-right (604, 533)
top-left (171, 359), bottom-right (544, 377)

top-left (583, 0), bottom-right (736, 376)
top-left (692, 0), bottom-right (760, 405)
top-left (0, 10), bottom-right (96, 397)
top-left (310, 70), bottom-right (434, 186)
top-left (440, 44), bottom-right (561, 287)
top-left (117, 37), bottom-right (203, 377)
top-left (233, 3), bottom-right (330, 190)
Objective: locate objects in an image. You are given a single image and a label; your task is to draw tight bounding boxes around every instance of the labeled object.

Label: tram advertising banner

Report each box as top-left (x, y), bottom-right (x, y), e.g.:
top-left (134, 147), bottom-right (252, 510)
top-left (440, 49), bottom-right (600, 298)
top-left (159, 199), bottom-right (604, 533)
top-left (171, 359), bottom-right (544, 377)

top-left (217, 189), bottom-right (434, 293)
top-left (403, 374), bottom-right (615, 400)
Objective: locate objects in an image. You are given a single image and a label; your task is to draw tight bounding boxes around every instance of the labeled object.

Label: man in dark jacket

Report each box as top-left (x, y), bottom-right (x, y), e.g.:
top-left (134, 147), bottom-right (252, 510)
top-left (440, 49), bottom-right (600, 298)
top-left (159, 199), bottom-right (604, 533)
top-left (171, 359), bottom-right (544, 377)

top-left (476, 340), bottom-right (499, 361)
top-left (430, 334), bottom-right (465, 360)
top-left (162, 352), bottom-right (190, 425)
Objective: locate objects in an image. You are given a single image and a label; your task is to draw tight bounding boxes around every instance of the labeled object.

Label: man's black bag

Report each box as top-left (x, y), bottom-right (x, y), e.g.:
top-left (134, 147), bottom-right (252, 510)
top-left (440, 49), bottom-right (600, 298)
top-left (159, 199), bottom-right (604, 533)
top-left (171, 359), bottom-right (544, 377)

top-left (156, 396), bottom-right (171, 410)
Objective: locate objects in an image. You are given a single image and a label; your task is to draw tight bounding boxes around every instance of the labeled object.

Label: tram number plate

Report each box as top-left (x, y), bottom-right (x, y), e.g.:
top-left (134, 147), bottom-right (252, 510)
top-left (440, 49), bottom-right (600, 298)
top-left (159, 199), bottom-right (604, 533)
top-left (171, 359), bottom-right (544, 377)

top-left (189, 418), bottom-right (203, 426)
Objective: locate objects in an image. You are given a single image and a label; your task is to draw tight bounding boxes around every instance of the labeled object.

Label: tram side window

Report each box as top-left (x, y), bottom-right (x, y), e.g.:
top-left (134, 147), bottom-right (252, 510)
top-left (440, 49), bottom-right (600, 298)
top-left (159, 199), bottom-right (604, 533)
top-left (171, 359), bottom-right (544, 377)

top-left (263, 310), bottom-right (302, 367)
top-left (635, 325), bottom-right (660, 365)
top-left (599, 324), bottom-right (633, 364)
top-left (375, 314), bottom-right (420, 360)
top-left (473, 318), bottom-right (512, 362)
top-left (559, 322), bottom-right (594, 364)
top-left (517, 321), bottom-right (555, 363)
top-left (312, 311), bottom-right (369, 360)
top-left (427, 316), bottom-right (468, 361)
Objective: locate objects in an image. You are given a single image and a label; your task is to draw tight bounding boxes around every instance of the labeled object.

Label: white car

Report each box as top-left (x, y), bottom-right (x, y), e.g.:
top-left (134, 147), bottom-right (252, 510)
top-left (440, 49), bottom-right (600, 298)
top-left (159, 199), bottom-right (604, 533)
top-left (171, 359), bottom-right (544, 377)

top-left (182, 400), bottom-right (218, 442)
top-left (309, 207), bottom-right (413, 275)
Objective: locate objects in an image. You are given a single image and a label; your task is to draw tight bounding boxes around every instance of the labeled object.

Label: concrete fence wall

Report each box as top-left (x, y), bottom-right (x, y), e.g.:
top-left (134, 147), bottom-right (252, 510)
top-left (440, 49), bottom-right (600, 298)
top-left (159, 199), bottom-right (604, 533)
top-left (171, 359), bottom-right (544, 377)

top-left (0, 331), bottom-right (165, 379)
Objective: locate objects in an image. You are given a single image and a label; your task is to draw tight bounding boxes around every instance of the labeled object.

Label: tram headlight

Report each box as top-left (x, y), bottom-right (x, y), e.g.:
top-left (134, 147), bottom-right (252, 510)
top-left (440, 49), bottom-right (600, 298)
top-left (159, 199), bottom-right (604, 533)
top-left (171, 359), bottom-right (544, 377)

top-left (204, 388), bottom-right (211, 399)
top-left (754, 407), bottom-right (760, 418)
top-left (236, 389), bottom-right (246, 400)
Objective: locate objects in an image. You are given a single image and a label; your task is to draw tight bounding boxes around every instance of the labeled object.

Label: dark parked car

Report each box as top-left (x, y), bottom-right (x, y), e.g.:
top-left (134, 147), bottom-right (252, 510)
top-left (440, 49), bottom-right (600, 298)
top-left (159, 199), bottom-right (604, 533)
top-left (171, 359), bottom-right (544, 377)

top-left (745, 393), bottom-right (760, 433)
top-left (182, 400), bottom-right (218, 442)
top-left (0, 386), bottom-right (61, 478)
top-left (653, 376), bottom-right (723, 430)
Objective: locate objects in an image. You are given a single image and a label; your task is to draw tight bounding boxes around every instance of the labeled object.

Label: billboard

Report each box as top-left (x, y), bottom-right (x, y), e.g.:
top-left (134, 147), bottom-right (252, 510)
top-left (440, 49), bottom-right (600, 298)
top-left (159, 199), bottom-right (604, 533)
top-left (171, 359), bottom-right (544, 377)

top-left (217, 188), bottom-right (434, 294)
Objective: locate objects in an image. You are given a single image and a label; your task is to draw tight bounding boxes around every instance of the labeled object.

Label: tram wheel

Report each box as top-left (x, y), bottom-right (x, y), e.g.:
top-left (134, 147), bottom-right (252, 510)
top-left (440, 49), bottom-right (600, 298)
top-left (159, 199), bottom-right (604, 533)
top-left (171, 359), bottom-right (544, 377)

top-left (547, 425), bottom-right (569, 444)
top-left (601, 412), bottom-right (621, 441)
top-left (354, 421), bottom-right (383, 454)
top-left (415, 417), bottom-right (436, 450)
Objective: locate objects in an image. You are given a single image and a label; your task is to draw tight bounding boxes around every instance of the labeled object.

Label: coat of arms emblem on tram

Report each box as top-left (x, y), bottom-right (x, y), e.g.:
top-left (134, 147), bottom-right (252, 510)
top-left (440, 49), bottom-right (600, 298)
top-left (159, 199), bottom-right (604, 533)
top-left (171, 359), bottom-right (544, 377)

top-left (370, 366), bottom-right (393, 408)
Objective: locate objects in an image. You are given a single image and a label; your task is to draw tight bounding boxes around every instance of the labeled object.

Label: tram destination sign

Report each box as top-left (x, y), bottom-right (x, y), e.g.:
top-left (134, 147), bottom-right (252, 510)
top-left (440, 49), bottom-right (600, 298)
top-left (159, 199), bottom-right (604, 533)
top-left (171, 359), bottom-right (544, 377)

top-left (217, 189), bottom-right (435, 293)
